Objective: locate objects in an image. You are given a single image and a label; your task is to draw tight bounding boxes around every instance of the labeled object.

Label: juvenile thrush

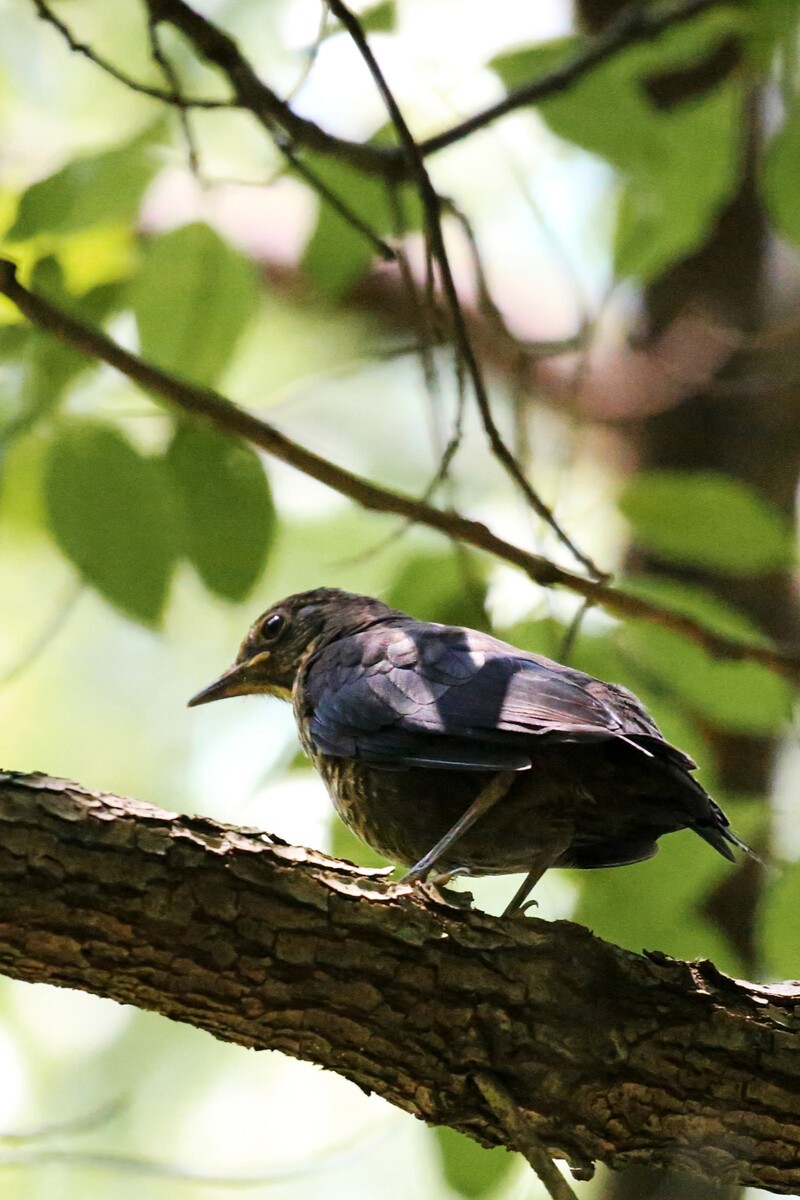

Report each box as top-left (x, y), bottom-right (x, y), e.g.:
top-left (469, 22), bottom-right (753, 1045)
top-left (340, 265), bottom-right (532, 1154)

top-left (189, 587), bottom-right (748, 914)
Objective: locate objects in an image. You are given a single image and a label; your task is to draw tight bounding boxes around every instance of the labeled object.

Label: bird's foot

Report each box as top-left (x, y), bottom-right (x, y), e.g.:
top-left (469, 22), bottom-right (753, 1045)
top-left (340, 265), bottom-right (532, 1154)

top-left (396, 867), bottom-right (474, 910)
top-left (418, 879), bottom-right (475, 910)
top-left (503, 897), bottom-right (539, 918)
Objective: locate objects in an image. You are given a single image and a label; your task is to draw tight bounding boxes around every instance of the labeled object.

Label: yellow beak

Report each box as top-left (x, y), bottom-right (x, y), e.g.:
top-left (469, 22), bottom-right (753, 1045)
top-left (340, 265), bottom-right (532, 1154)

top-left (187, 652), bottom-right (271, 707)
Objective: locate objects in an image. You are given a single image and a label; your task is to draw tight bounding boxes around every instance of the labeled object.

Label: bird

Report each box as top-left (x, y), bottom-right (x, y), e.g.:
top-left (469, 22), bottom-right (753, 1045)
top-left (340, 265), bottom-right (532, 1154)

top-left (188, 587), bottom-right (750, 915)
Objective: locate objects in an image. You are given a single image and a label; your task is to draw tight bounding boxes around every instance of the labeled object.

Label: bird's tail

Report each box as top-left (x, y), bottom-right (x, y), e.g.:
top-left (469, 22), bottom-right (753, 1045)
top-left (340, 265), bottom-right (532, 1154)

top-left (693, 797), bottom-right (763, 865)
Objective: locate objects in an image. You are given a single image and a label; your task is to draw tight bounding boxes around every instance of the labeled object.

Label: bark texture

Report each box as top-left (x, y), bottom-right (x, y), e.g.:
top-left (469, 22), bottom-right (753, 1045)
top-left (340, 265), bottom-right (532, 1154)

top-left (1, 769), bottom-right (800, 1192)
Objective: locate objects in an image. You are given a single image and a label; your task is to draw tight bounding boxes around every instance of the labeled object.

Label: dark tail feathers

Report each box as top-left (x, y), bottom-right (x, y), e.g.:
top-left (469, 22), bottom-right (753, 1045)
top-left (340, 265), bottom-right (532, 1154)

top-left (694, 797), bottom-right (761, 865)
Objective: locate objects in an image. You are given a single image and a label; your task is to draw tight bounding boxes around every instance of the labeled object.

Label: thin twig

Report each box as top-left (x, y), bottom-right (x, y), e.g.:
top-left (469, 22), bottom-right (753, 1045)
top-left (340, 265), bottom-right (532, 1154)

top-left (325, 0), bottom-right (604, 580)
top-left (416, 0), bottom-right (718, 159)
top-left (473, 1072), bottom-right (579, 1200)
top-left (559, 597), bottom-right (594, 665)
top-left (1, 259), bottom-right (799, 680)
top-left (30, 0), bottom-right (230, 109)
top-left (39, 0), bottom-right (717, 181)
top-left (145, 14), bottom-right (201, 175)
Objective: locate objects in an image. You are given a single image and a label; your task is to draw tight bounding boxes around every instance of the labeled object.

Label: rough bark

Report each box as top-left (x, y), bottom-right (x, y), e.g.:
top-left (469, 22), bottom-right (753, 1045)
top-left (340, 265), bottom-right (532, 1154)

top-left (1, 768), bottom-right (800, 1193)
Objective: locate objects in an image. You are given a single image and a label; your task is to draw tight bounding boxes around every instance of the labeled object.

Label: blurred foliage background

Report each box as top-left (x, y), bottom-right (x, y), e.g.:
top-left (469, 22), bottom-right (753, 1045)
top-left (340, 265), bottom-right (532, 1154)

top-left (2, 0), bottom-right (800, 1197)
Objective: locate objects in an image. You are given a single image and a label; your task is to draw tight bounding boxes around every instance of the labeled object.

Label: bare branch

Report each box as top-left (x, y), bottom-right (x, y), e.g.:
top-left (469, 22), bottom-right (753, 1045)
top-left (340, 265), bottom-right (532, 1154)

top-left (1, 258), bottom-right (799, 680)
top-left (30, 0), bottom-right (230, 109)
top-left (36, 0), bottom-right (718, 181)
top-left (417, 0), bottom-right (719, 158)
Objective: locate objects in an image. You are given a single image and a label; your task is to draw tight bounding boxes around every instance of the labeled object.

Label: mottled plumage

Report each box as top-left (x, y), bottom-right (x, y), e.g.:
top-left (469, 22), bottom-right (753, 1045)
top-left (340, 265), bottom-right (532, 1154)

top-left (189, 588), bottom-right (748, 913)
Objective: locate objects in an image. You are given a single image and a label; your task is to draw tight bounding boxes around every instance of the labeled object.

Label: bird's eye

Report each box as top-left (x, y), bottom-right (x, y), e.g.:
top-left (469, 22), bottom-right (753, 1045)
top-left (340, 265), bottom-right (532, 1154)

top-left (259, 612), bottom-right (286, 642)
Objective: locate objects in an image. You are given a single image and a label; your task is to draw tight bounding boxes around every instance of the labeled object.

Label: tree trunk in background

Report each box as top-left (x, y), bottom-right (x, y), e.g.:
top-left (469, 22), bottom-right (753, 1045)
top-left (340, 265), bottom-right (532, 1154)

top-left (575, 4), bottom-right (800, 1198)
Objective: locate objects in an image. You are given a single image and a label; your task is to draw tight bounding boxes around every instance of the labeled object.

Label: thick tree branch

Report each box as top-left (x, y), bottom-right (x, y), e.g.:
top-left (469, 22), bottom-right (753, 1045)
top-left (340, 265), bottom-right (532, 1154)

top-left (1, 258), bottom-right (799, 680)
top-left (1, 768), bottom-right (800, 1193)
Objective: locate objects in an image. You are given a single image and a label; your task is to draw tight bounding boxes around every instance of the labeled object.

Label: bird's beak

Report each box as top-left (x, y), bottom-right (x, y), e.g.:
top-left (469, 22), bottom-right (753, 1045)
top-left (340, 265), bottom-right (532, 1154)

top-left (187, 652), bottom-right (271, 707)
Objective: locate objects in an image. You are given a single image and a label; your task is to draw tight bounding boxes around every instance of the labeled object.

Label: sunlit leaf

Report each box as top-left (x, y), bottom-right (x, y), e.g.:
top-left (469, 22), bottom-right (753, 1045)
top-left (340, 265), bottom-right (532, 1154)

top-left (130, 222), bottom-right (259, 386)
top-left (8, 128), bottom-right (161, 241)
top-left (491, 10), bottom-right (746, 280)
top-left (165, 421), bottom-right (275, 601)
top-left (619, 470), bottom-right (794, 573)
top-left (434, 1127), bottom-right (517, 1198)
top-left (3, 259), bottom-right (123, 444)
top-left (359, 1), bottom-right (395, 34)
top-left (44, 421), bottom-right (179, 625)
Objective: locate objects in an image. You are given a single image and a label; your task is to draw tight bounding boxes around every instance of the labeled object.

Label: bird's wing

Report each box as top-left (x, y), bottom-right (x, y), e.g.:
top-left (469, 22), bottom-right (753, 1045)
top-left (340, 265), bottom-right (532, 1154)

top-left (303, 622), bottom-right (693, 772)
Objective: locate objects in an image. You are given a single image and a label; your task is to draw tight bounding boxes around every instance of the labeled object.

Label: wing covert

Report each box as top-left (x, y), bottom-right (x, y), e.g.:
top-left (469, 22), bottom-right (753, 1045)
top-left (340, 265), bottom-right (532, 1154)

top-left (302, 621), bottom-right (687, 771)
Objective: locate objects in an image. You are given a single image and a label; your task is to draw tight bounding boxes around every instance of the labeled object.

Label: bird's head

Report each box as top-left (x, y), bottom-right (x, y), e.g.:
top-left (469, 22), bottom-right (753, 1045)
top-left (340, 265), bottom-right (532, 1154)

top-left (187, 587), bottom-right (397, 708)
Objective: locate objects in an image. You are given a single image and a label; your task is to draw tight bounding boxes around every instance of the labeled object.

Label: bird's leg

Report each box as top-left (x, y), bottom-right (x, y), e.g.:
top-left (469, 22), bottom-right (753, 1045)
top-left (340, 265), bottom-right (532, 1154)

top-left (501, 831), bottom-right (573, 917)
top-left (401, 771), bottom-right (516, 885)
top-left (501, 862), bottom-right (550, 917)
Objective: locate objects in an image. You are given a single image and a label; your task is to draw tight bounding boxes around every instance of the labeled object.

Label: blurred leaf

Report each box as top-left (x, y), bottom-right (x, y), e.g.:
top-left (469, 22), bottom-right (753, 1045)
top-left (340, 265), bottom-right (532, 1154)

top-left (748, 0), bottom-right (800, 65)
top-left (300, 153), bottom-right (422, 298)
top-left (130, 222), bottom-right (259, 386)
top-left (618, 470), bottom-right (794, 573)
top-left (2, 260), bottom-right (123, 445)
top-left (620, 621), bottom-right (791, 735)
top-left (434, 1127), bottom-right (517, 1198)
top-left (359, 1), bottom-right (395, 34)
top-left (165, 421), bottom-right (275, 601)
top-left (762, 860), bottom-right (800, 978)
top-left (490, 37), bottom-right (577, 92)
top-left (491, 10), bottom-right (745, 280)
top-left (301, 160), bottom-right (388, 297)
top-left (8, 128), bottom-right (161, 241)
top-left (44, 421), bottom-right (179, 625)
top-left (764, 102), bottom-right (800, 247)
top-left (386, 550), bottom-right (488, 629)
top-left (573, 816), bottom-right (748, 977)
top-left (613, 81), bottom-right (740, 280)
top-left (620, 575), bottom-right (770, 644)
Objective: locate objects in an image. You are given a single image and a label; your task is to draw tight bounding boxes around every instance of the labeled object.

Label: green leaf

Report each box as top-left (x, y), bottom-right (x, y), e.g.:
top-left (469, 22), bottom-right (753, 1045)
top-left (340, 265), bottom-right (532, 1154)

top-left (300, 152), bottom-right (422, 298)
top-left (491, 10), bottom-right (746, 281)
top-left (573, 814), bottom-right (747, 976)
top-left (386, 550), bottom-right (489, 629)
top-left (165, 421), bottom-right (275, 601)
top-left (618, 471), bottom-right (794, 574)
top-left (13, 260), bottom-right (124, 439)
top-left (130, 222), bottom-right (259, 386)
top-left (490, 37), bottom-right (577, 94)
top-left (620, 576), bottom-right (769, 644)
top-left (764, 102), bottom-right (800, 246)
top-left (434, 1128), bottom-right (517, 1199)
top-left (301, 160), bottom-right (387, 298)
top-left (8, 128), bottom-right (161, 241)
top-left (359, 1), bottom-right (395, 34)
top-left (763, 860), bottom-right (800, 978)
top-left (619, 621), bottom-right (791, 735)
top-left (44, 421), bottom-right (179, 625)
top-left (613, 81), bottom-right (740, 280)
